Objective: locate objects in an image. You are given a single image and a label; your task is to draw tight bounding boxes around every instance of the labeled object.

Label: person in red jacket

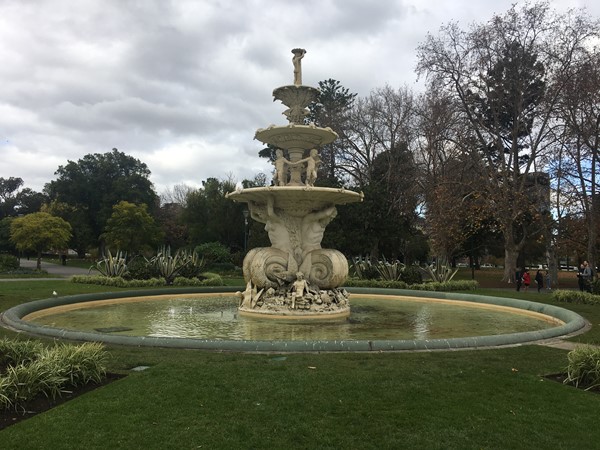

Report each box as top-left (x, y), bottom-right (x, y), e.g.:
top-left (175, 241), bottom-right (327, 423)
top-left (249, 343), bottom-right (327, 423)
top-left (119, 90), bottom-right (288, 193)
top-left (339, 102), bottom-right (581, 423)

top-left (522, 269), bottom-right (531, 292)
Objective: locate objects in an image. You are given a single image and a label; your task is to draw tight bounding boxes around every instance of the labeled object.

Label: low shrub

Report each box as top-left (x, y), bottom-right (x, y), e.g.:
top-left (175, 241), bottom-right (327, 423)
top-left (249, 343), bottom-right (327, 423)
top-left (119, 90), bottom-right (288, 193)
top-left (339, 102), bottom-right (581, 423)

top-left (343, 278), bottom-right (478, 292)
top-left (0, 267), bottom-right (47, 276)
top-left (72, 273), bottom-right (224, 287)
top-left (72, 275), bottom-right (164, 288)
top-left (552, 290), bottom-right (600, 305)
top-left (564, 346), bottom-right (600, 391)
top-left (410, 280), bottom-right (478, 291)
top-left (172, 273), bottom-right (223, 286)
top-left (0, 339), bottom-right (44, 367)
top-left (195, 242), bottom-right (232, 265)
top-left (400, 266), bottom-right (423, 285)
top-left (592, 279), bottom-right (600, 295)
top-left (0, 340), bottom-right (108, 411)
top-left (42, 342), bottom-right (107, 386)
top-left (125, 256), bottom-right (158, 280)
top-left (0, 254), bottom-right (19, 272)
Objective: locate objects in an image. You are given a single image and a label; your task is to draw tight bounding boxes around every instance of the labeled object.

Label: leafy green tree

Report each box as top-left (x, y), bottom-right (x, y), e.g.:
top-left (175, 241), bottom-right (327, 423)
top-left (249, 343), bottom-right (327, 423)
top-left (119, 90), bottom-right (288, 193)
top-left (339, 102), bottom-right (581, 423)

top-left (195, 241), bottom-right (232, 266)
top-left (10, 212), bottom-right (72, 270)
top-left (155, 202), bottom-right (188, 250)
top-left (0, 177), bottom-right (47, 218)
top-left (14, 188), bottom-right (47, 215)
top-left (183, 177), bottom-right (248, 251)
top-left (0, 177), bottom-right (23, 218)
top-left (45, 148), bottom-right (158, 252)
top-left (325, 144), bottom-right (424, 262)
top-left (42, 201), bottom-right (95, 258)
top-left (102, 201), bottom-right (164, 255)
top-left (0, 217), bottom-right (16, 254)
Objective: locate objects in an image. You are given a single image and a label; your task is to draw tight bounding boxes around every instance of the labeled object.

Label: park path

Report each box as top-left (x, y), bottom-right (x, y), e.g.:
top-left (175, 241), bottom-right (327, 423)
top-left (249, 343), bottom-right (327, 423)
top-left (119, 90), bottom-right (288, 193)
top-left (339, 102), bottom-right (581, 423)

top-left (18, 258), bottom-right (90, 276)
top-left (0, 259), bottom-right (90, 282)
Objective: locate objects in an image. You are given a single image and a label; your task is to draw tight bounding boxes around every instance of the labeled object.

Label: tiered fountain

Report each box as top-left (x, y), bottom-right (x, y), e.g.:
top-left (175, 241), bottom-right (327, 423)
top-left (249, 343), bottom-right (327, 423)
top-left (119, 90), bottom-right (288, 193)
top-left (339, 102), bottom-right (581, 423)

top-left (227, 49), bottom-right (363, 318)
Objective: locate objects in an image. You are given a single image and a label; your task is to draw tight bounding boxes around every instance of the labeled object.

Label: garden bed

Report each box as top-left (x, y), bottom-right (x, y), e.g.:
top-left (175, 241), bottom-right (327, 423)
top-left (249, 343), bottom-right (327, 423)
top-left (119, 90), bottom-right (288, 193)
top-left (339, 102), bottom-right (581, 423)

top-left (0, 371), bottom-right (124, 430)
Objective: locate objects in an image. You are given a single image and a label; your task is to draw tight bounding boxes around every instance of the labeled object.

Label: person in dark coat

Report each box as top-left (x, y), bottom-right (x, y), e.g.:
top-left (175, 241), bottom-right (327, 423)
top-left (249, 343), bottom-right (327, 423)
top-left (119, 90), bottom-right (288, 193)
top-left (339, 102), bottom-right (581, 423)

top-left (535, 270), bottom-right (543, 293)
top-left (577, 263), bottom-right (585, 292)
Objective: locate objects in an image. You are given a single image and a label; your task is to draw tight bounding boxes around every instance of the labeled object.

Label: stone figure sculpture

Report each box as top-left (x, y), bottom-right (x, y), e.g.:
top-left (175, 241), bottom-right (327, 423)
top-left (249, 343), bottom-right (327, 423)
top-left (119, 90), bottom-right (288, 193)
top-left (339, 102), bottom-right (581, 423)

top-left (292, 48), bottom-right (306, 85)
top-left (297, 148), bottom-right (320, 186)
top-left (274, 149), bottom-right (291, 186)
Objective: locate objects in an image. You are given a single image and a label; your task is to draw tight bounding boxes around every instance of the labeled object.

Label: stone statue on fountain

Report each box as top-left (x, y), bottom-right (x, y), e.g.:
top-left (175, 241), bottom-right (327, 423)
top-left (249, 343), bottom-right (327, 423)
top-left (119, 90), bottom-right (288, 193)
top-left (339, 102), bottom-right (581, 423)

top-left (227, 49), bottom-right (363, 318)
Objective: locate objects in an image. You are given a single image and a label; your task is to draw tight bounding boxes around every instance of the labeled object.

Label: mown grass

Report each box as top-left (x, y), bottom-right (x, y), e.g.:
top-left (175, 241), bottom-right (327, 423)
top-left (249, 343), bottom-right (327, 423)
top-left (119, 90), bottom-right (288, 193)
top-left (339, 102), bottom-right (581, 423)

top-left (1, 280), bottom-right (600, 448)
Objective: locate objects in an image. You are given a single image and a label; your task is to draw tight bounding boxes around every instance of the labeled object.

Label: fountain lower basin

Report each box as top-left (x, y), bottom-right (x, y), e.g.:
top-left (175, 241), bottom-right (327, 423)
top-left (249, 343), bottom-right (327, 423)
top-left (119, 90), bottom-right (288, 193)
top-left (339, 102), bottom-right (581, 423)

top-left (0, 287), bottom-right (586, 352)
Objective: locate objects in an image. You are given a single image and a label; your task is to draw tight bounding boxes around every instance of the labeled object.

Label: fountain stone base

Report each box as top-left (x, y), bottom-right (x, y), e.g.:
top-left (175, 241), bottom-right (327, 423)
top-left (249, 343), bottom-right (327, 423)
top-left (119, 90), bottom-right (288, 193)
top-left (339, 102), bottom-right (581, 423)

top-left (238, 286), bottom-right (351, 320)
top-left (228, 187), bottom-right (361, 319)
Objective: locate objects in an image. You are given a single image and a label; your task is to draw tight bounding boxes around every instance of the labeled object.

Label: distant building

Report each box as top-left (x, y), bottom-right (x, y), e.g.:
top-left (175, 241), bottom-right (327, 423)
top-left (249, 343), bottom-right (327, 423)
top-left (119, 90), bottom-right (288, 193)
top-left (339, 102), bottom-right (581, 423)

top-left (525, 172), bottom-right (550, 213)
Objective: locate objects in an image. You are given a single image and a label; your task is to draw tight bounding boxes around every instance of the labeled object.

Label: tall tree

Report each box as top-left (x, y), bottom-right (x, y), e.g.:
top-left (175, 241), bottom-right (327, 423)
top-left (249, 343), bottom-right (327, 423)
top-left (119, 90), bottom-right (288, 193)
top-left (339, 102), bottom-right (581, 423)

top-left (183, 177), bottom-right (248, 251)
top-left (307, 79), bottom-right (357, 185)
top-left (102, 201), bottom-right (164, 255)
top-left (555, 50), bottom-right (600, 276)
top-left (45, 148), bottom-right (158, 253)
top-left (10, 212), bottom-right (72, 270)
top-left (0, 177), bottom-right (46, 218)
top-left (0, 177), bottom-right (23, 218)
top-left (416, 1), bottom-right (599, 281)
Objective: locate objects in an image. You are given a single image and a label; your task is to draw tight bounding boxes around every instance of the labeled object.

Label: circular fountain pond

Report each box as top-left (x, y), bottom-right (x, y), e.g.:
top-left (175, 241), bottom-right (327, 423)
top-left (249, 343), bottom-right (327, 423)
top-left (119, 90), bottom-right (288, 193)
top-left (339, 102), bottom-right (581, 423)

top-left (1, 287), bottom-right (586, 352)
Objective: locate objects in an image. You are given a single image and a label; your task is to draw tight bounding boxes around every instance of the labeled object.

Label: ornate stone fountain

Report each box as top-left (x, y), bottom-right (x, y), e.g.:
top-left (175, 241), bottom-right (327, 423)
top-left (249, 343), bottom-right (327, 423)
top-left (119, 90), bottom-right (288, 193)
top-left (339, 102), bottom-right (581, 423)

top-left (227, 49), bottom-right (362, 318)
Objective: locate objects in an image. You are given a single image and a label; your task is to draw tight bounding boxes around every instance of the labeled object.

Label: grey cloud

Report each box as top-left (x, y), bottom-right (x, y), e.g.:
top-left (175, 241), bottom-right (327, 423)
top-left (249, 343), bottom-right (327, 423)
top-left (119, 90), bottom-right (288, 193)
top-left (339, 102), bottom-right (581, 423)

top-left (1, 0), bottom-right (597, 193)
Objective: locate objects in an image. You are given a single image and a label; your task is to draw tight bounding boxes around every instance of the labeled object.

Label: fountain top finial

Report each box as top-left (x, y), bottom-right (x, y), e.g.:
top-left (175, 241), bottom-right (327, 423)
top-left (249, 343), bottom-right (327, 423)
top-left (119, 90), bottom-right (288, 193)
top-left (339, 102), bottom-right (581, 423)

top-left (292, 48), bottom-right (306, 86)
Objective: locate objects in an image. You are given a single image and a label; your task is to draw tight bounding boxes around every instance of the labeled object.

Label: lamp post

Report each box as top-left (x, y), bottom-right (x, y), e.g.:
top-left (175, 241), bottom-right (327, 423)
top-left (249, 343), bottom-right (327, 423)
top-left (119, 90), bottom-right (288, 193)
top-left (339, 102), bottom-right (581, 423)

top-left (242, 208), bottom-right (249, 253)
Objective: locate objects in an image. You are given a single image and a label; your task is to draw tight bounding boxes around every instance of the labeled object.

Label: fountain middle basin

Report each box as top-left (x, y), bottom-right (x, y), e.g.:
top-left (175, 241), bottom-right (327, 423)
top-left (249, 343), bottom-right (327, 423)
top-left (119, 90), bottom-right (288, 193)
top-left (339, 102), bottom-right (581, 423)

top-left (1, 287), bottom-right (586, 352)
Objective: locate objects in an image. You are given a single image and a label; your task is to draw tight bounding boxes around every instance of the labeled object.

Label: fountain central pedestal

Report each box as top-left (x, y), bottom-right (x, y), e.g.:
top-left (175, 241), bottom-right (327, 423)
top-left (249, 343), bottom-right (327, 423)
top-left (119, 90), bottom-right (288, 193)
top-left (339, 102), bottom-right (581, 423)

top-left (227, 49), bottom-right (362, 318)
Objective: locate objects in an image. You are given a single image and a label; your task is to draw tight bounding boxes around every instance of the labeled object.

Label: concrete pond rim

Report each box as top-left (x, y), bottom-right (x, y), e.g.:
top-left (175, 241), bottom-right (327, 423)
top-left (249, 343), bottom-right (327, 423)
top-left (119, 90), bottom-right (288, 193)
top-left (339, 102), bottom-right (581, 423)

top-left (0, 286), bottom-right (587, 353)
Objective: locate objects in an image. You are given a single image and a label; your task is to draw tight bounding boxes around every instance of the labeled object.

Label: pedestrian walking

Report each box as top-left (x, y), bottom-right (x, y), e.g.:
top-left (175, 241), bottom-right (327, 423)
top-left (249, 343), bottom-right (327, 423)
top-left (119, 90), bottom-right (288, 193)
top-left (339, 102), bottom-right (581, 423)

top-left (522, 269), bottom-right (531, 292)
top-left (535, 270), bottom-right (543, 293)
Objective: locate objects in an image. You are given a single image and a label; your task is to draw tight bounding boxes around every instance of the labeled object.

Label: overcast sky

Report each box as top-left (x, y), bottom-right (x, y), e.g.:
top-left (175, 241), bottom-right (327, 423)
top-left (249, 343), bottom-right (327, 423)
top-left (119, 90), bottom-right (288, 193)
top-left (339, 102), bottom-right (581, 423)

top-left (1, 0), bottom-right (598, 196)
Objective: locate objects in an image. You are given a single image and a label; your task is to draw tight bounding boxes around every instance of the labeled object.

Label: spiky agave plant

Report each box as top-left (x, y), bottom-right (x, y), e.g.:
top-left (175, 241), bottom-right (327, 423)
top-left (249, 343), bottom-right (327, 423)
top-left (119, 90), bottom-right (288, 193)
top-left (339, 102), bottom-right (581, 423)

top-left (375, 255), bottom-right (406, 281)
top-left (89, 249), bottom-right (127, 277)
top-left (421, 257), bottom-right (458, 283)
top-left (151, 246), bottom-right (203, 284)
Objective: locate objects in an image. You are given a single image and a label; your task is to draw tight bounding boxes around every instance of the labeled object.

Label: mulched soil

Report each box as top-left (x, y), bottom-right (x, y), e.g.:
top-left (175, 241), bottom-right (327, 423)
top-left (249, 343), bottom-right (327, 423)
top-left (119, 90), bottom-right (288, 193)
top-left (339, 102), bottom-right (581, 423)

top-left (544, 372), bottom-right (599, 394)
top-left (0, 372), bottom-right (124, 430)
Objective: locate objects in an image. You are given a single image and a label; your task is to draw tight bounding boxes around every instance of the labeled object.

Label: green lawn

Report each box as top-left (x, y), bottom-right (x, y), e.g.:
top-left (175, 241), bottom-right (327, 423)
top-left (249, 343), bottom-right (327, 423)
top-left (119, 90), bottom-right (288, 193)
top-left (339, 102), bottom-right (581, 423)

top-left (1, 280), bottom-right (599, 449)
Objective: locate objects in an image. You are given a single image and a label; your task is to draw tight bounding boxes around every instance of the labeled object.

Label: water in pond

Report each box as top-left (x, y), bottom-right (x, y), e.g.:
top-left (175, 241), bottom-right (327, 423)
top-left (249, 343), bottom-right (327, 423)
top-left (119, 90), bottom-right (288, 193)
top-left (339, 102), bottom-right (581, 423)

top-left (26, 294), bottom-right (558, 341)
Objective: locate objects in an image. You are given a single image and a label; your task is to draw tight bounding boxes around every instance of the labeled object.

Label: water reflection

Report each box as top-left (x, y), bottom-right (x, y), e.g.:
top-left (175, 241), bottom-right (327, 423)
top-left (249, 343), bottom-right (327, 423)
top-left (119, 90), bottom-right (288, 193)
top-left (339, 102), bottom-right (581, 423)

top-left (30, 295), bottom-right (555, 341)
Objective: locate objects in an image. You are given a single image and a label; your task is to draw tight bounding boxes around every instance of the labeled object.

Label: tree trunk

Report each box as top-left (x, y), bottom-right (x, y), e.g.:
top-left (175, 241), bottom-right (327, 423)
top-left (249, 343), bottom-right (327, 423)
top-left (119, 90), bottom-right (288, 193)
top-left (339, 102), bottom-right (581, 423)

top-left (36, 251), bottom-right (42, 271)
top-left (546, 246), bottom-right (559, 289)
top-left (369, 238), bottom-right (379, 263)
top-left (503, 246), bottom-right (519, 283)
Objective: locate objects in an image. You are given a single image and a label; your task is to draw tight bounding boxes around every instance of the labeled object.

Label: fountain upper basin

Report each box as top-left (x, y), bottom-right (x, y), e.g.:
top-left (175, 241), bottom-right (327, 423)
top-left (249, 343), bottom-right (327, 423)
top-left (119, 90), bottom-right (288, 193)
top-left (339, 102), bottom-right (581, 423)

top-left (255, 124), bottom-right (338, 150)
top-left (227, 186), bottom-right (363, 217)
